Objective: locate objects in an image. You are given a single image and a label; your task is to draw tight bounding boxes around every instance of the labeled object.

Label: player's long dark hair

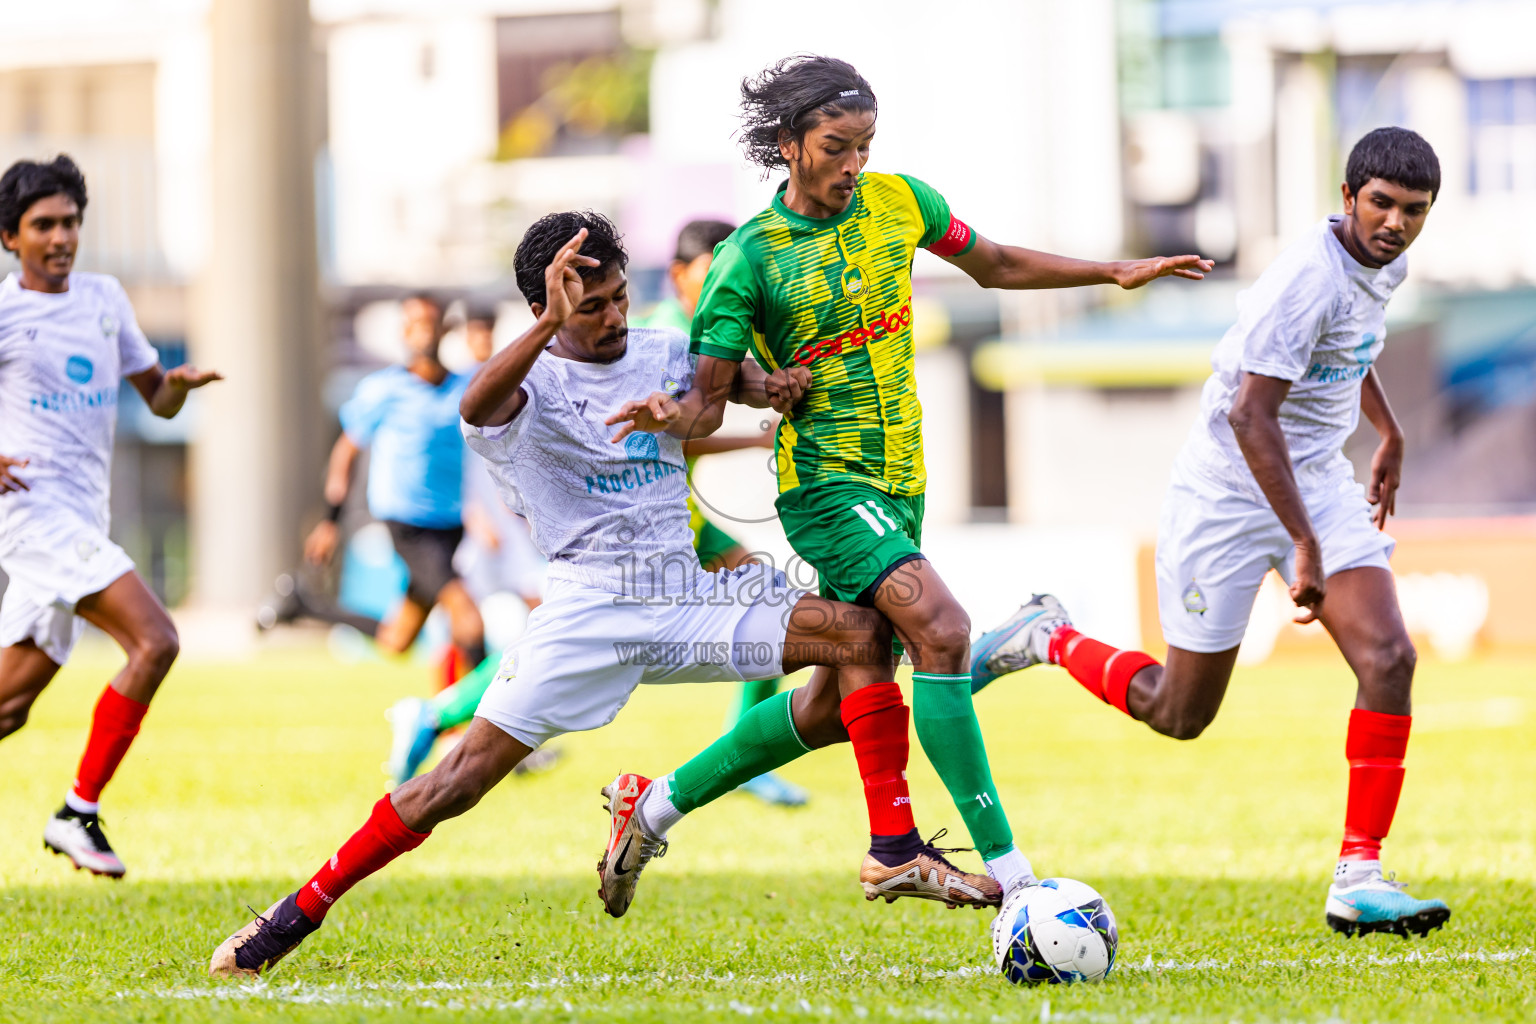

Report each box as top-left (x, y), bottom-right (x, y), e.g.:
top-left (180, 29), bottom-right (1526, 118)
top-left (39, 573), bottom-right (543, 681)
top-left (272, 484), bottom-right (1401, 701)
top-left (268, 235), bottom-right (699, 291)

top-left (737, 55), bottom-right (877, 175)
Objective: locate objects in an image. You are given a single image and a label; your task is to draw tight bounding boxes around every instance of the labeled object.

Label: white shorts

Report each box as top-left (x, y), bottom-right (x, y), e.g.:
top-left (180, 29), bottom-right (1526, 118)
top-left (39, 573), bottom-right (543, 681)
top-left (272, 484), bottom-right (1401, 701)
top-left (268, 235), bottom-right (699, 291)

top-left (0, 519), bottom-right (136, 665)
top-left (474, 562), bottom-right (807, 749)
top-left (1155, 456), bottom-right (1395, 653)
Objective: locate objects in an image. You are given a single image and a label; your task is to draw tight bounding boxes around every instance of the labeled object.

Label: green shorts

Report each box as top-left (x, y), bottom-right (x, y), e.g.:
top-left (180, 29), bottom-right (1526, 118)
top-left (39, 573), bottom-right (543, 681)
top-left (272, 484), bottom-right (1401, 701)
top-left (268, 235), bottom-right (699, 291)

top-left (692, 517), bottom-right (743, 569)
top-left (775, 478), bottom-right (926, 604)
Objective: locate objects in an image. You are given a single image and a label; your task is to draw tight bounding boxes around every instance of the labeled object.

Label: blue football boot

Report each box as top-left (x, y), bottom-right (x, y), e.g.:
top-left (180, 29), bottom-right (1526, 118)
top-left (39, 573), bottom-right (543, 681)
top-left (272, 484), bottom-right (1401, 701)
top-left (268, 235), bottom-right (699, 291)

top-left (970, 594), bottom-right (1072, 694)
top-left (1326, 866), bottom-right (1451, 938)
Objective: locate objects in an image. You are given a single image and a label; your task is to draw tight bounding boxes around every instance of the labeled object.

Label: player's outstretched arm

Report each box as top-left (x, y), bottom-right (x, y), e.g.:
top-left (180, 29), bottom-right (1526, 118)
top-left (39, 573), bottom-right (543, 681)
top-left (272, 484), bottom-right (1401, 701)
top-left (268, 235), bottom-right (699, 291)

top-left (1360, 367), bottom-right (1404, 530)
top-left (1228, 371), bottom-right (1325, 620)
top-left (303, 433), bottom-right (362, 564)
top-left (462, 228), bottom-right (599, 427)
top-left (683, 421), bottom-right (775, 458)
top-left (944, 235), bottom-right (1213, 291)
top-left (127, 363), bottom-right (223, 419)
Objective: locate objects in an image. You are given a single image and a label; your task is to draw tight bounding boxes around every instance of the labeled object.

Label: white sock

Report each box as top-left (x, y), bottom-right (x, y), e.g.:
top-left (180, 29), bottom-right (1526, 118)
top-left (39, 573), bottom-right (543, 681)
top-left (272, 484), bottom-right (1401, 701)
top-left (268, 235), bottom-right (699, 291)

top-left (1030, 619), bottom-right (1070, 664)
top-left (636, 774), bottom-right (684, 837)
top-left (984, 847), bottom-right (1037, 894)
top-left (64, 791), bottom-right (99, 815)
top-left (1335, 857), bottom-right (1382, 887)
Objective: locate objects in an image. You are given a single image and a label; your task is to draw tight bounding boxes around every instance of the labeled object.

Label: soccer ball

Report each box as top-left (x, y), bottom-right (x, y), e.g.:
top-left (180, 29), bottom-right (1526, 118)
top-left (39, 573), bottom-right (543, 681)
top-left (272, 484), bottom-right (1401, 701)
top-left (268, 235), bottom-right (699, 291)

top-left (991, 878), bottom-right (1118, 985)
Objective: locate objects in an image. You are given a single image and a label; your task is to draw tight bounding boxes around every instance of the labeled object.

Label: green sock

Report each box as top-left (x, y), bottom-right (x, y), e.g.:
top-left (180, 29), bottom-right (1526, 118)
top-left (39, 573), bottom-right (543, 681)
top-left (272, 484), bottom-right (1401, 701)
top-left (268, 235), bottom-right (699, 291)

top-left (670, 689), bottom-right (810, 813)
top-left (429, 654), bottom-right (500, 731)
top-left (725, 677), bottom-right (782, 731)
top-left (912, 671), bottom-right (1015, 860)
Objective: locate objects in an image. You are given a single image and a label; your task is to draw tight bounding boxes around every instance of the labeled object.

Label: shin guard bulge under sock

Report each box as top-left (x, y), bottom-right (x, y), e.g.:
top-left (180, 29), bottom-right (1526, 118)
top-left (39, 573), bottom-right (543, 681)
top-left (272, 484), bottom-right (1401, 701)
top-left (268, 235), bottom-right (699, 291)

top-left (71, 686), bottom-right (150, 806)
top-left (1340, 708), bottom-right (1412, 861)
top-left (1049, 628), bottom-right (1159, 716)
top-left (839, 682), bottom-right (915, 837)
top-left (296, 795), bottom-right (430, 921)
top-left (911, 672), bottom-right (1014, 861)
top-left (668, 689), bottom-right (810, 813)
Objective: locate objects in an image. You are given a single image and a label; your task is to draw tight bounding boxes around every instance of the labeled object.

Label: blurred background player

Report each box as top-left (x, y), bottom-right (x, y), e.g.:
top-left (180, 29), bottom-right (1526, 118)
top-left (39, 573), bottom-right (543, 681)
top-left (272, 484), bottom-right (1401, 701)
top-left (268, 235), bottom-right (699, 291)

top-left (452, 302), bottom-right (547, 618)
top-left (973, 128), bottom-right (1450, 938)
top-left (0, 155), bottom-right (220, 877)
top-left (686, 55), bottom-right (1213, 899)
top-left (261, 293), bottom-right (487, 679)
top-left (638, 217), bottom-right (807, 807)
top-left (384, 303), bottom-right (554, 785)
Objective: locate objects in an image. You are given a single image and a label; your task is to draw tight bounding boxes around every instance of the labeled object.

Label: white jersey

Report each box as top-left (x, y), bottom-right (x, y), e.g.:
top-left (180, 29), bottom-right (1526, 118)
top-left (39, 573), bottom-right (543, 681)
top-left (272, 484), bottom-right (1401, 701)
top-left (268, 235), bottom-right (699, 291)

top-left (0, 272), bottom-right (158, 540)
top-left (462, 327), bottom-right (701, 596)
top-left (1185, 215), bottom-right (1408, 494)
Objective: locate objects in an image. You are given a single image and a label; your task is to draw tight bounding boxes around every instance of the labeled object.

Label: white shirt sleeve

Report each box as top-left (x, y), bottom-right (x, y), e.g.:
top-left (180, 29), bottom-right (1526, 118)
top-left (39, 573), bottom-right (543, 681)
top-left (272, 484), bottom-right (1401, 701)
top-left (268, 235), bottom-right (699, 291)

top-left (1235, 259), bottom-right (1338, 383)
top-left (665, 330), bottom-right (697, 394)
top-left (110, 278), bottom-right (159, 377)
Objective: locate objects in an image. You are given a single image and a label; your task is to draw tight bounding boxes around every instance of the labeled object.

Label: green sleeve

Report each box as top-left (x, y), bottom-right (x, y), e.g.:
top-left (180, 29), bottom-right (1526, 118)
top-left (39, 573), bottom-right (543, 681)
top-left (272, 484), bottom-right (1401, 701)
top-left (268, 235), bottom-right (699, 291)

top-left (690, 240), bottom-right (760, 362)
top-left (897, 173), bottom-right (954, 249)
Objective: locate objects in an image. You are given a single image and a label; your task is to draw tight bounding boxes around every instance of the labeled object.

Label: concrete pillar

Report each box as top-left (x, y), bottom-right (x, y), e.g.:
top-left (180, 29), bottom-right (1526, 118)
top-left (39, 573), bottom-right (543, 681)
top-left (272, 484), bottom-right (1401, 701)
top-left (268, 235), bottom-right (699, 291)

top-left (190, 0), bottom-right (320, 610)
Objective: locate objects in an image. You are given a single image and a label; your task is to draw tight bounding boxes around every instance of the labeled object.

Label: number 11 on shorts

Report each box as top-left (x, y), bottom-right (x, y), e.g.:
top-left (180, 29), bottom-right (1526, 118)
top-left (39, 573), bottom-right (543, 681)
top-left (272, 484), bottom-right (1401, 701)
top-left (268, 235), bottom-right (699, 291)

top-left (851, 500), bottom-right (899, 537)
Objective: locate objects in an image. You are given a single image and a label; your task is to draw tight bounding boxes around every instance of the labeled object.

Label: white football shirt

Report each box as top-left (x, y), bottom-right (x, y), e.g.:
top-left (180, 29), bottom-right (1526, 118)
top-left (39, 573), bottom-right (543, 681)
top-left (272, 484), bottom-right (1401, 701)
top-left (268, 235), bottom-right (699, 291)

top-left (1186, 215), bottom-right (1408, 493)
top-left (462, 326), bottom-right (702, 596)
top-left (0, 272), bottom-right (158, 540)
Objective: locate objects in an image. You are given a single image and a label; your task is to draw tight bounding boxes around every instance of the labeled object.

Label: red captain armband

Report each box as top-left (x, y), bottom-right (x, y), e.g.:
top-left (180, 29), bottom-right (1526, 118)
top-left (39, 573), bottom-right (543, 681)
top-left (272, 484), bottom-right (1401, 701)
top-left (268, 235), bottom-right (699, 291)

top-left (926, 215), bottom-right (975, 258)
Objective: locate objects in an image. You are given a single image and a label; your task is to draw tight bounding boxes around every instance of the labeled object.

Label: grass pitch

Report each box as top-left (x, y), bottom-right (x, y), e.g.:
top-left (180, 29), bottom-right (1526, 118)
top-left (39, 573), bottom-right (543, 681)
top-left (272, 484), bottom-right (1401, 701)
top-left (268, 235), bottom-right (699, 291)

top-left (1, 641), bottom-right (1532, 1023)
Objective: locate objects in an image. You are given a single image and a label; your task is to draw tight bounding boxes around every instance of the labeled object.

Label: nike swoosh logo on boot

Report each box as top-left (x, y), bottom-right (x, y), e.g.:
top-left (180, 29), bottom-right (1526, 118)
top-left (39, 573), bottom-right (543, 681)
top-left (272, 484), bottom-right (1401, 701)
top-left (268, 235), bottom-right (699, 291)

top-left (612, 836), bottom-right (635, 875)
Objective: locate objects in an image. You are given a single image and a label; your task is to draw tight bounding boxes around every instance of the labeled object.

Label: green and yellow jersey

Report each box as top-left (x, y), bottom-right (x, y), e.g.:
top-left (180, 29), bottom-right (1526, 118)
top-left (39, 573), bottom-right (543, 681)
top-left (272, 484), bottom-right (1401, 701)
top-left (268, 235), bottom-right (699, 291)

top-left (690, 171), bottom-right (975, 498)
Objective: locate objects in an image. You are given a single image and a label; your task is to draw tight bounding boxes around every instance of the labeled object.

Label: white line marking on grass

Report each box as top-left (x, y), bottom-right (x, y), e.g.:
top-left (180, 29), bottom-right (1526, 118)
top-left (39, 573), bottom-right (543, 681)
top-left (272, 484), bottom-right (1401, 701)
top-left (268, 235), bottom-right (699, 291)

top-left (1120, 946), bottom-right (1534, 974)
top-left (130, 948), bottom-right (1534, 1009)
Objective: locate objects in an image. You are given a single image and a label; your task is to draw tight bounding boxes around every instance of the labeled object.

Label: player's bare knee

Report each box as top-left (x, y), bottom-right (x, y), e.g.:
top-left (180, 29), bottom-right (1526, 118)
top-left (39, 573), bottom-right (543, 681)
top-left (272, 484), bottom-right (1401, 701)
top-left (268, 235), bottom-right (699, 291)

top-left (911, 610), bottom-right (970, 668)
top-left (0, 707), bottom-right (29, 738)
top-left (131, 624), bottom-right (180, 679)
top-left (1364, 635), bottom-right (1417, 687)
top-left (1147, 701), bottom-right (1214, 740)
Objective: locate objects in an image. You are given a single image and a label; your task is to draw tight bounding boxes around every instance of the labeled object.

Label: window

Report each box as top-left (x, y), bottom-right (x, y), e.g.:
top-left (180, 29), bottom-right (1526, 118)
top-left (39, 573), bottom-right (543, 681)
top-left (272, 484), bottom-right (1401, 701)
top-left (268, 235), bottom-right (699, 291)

top-left (1468, 77), bottom-right (1536, 195)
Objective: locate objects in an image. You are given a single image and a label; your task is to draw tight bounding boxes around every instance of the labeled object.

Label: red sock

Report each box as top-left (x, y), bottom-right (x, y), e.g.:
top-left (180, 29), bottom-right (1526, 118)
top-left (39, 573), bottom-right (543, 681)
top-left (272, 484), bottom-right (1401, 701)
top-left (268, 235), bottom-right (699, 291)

top-left (71, 686), bottom-right (150, 806)
top-left (1340, 708), bottom-right (1411, 861)
top-left (435, 648), bottom-right (462, 693)
top-left (840, 682), bottom-right (916, 837)
top-left (1048, 628), bottom-right (1160, 717)
top-left (296, 795), bottom-right (431, 921)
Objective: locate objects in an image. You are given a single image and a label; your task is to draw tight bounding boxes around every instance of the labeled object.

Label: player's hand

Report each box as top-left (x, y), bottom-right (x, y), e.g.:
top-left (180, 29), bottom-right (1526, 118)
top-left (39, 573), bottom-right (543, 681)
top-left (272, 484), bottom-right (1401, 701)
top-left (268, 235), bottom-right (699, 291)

top-left (764, 366), bottom-right (810, 414)
top-left (1112, 255), bottom-right (1214, 289)
top-left (1290, 537), bottom-right (1326, 624)
top-left (304, 519), bottom-right (340, 565)
top-left (540, 229), bottom-right (601, 326)
top-left (0, 454), bottom-right (29, 494)
top-left (605, 391), bottom-right (680, 442)
top-left (164, 364), bottom-right (224, 391)
top-left (1368, 432), bottom-right (1404, 530)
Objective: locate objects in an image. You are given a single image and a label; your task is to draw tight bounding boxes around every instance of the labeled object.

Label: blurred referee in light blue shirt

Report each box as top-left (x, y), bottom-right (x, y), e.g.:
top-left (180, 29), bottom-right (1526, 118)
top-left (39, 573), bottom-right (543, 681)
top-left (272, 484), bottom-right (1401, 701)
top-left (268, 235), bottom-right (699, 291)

top-left (266, 293), bottom-right (486, 673)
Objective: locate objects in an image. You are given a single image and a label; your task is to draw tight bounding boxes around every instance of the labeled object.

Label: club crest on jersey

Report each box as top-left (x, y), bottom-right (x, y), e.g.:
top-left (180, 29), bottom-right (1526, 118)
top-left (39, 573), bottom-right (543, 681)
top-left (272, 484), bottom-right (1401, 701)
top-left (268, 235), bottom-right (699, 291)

top-left (624, 432), bottom-right (660, 461)
top-left (65, 355), bottom-right (94, 384)
top-left (661, 376), bottom-right (683, 396)
top-left (1182, 581), bottom-right (1207, 615)
top-left (840, 263), bottom-right (867, 304)
top-left (99, 314), bottom-right (118, 338)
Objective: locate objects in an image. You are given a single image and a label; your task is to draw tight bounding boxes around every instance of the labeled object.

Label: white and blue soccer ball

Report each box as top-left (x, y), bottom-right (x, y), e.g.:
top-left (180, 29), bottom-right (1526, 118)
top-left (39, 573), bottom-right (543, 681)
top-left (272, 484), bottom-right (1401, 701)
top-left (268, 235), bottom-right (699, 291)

top-left (991, 878), bottom-right (1118, 985)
